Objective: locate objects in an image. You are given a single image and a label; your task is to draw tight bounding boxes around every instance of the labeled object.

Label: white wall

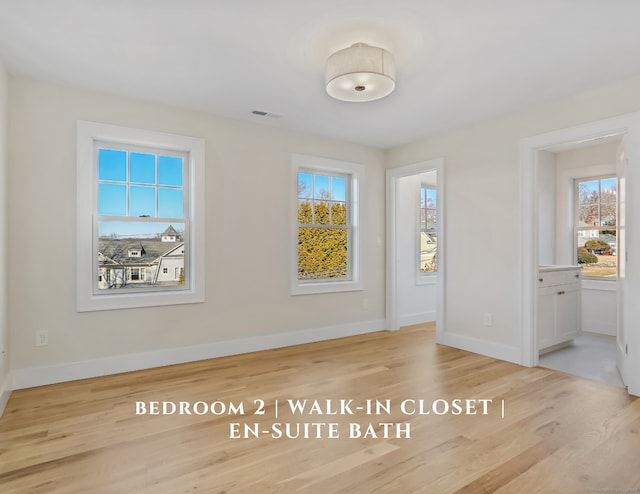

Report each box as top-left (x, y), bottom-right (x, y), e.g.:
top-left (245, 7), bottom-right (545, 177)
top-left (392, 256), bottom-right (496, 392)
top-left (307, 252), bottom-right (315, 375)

top-left (554, 141), bottom-right (619, 336)
top-left (396, 173), bottom-right (436, 326)
top-left (0, 58), bottom-right (9, 413)
top-left (537, 150), bottom-right (556, 265)
top-left (386, 75), bottom-right (640, 363)
top-left (8, 78), bottom-right (386, 387)
top-left (581, 287), bottom-right (617, 336)
top-left (7, 71), bottom-right (640, 390)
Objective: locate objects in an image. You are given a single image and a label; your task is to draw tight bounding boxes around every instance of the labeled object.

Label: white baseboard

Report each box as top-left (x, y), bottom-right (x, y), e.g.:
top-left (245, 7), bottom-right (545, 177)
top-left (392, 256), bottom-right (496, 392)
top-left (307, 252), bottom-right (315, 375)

top-left (11, 318), bottom-right (387, 390)
top-left (0, 372), bottom-right (11, 417)
top-left (399, 311), bottom-right (436, 328)
top-left (437, 330), bottom-right (521, 365)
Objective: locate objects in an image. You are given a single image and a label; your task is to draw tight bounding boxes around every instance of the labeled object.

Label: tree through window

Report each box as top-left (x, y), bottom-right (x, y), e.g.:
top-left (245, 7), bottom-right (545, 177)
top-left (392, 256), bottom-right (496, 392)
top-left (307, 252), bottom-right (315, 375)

top-left (297, 171), bottom-right (350, 280)
top-left (291, 154), bottom-right (363, 295)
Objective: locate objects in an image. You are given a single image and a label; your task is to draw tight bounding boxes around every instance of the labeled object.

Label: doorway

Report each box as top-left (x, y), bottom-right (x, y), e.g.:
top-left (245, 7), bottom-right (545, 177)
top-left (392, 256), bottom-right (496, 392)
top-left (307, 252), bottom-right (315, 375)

top-left (519, 112), bottom-right (640, 396)
top-left (386, 158), bottom-right (445, 339)
top-left (536, 137), bottom-right (623, 387)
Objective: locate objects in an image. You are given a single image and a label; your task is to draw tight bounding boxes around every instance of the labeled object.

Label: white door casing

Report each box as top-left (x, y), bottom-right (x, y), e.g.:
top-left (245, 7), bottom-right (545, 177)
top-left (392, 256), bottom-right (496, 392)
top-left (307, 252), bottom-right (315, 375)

top-left (616, 138), bottom-right (628, 385)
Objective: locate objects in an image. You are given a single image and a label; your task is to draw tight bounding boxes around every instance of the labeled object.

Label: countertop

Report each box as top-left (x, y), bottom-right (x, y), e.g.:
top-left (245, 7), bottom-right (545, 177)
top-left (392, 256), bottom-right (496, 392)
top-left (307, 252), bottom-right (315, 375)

top-left (539, 265), bottom-right (581, 272)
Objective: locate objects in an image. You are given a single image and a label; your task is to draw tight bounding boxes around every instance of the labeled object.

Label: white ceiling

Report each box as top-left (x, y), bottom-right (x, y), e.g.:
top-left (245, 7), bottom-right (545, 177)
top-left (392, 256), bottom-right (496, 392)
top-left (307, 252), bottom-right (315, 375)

top-left (1, 0), bottom-right (640, 149)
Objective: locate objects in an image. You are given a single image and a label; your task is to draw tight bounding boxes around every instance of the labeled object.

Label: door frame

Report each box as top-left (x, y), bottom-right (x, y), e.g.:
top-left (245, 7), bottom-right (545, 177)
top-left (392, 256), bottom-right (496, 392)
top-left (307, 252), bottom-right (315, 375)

top-left (519, 112), bottom-right (640, 395)
top-left (386, 158), bottom-right (445, 339)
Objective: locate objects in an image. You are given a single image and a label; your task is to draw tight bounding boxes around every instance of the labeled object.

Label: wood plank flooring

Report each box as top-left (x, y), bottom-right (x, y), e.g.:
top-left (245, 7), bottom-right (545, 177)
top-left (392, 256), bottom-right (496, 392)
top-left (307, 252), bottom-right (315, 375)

top-left (1, 323), bottom-right (639, 493)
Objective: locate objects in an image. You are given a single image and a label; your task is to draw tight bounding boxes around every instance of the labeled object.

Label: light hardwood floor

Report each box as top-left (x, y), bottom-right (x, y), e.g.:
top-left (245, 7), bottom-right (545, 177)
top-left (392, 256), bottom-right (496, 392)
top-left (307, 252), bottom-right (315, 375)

top-left (1, 323), bottom-right (639, 493)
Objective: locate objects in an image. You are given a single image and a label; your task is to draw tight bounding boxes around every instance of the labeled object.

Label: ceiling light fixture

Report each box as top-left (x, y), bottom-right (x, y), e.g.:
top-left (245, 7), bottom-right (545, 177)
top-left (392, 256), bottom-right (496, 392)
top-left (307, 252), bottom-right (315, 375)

top-left (325, 43), bottom-right (396, 102)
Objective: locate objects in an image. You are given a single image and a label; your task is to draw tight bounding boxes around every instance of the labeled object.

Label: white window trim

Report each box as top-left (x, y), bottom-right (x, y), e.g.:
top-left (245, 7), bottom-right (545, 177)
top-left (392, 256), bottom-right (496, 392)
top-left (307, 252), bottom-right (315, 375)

top-left (291, 153), bottom-right (364, 295)
top-left (77, 120), bottom-right (205, 311)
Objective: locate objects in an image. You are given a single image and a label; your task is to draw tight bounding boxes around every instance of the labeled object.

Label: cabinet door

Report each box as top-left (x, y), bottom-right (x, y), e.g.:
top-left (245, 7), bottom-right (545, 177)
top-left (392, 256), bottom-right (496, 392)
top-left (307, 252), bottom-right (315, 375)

top-left (555, 283), bottom-right (581, 340)
top-left (537, 286), bottom-right (557, 348)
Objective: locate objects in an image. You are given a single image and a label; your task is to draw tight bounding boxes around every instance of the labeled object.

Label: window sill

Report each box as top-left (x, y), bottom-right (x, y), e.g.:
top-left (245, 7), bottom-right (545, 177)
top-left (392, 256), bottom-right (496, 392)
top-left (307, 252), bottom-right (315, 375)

top-left (416, 273), bottom-right (437, 286)
top-left (77, 289), bottom-right (204, 312)
top-left (291, 280), bottom-right (363, 296)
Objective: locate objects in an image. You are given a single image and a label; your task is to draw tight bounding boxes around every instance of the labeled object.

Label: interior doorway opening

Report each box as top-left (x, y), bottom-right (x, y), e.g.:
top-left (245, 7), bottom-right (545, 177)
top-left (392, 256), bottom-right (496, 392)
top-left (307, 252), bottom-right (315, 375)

top-left (519, 112), bottom-right (640, 395)
top-left (534, 135), bottom-right (624, 388)
top-left (386, 158), bottom-right (445, 340)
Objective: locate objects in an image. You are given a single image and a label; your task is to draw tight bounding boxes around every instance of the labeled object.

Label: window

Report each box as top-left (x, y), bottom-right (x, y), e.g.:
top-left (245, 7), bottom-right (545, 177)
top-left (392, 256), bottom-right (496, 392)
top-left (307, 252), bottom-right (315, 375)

top-left (128, 267), bottom-right (146, 282)
top-left (298, 172), bottom-right (349, 279)
top-left (291, 154), bottom-right (364, 295)
top-left (419, 185), bottom-right (437, 273)
top-left (97, 145), bottom-right (186, 289)
top-left (77, 121), bottom-right (205, 311)
top-left (575, 175), bottom-right (617, 279)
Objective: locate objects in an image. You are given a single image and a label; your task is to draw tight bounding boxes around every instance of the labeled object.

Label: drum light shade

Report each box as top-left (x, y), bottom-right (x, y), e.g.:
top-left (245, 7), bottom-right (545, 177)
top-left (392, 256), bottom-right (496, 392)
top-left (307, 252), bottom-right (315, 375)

top-left (325, 43), bottom-right (396, 102)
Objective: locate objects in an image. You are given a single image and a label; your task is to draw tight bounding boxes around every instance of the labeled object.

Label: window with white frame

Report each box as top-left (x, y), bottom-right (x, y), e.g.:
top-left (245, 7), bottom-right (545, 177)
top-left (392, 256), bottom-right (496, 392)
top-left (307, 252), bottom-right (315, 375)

top-left (419, 184), bottom-right (437, 274)
top-left (292, 154), bottom-right (364, 295)
top-left (77, 121), bottom-right (205, 311)
top-left (575, 175), bottom-right (617, 279)
top-left (129, 267), bottom-right (145, 282)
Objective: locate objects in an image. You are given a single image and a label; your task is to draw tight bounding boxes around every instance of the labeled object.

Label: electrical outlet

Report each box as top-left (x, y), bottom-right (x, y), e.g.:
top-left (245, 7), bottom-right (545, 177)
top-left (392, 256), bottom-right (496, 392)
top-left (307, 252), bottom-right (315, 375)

top-left (483, 313), bottom-right (493, 327)
top-left (35, 330), bottom-right (48, 347)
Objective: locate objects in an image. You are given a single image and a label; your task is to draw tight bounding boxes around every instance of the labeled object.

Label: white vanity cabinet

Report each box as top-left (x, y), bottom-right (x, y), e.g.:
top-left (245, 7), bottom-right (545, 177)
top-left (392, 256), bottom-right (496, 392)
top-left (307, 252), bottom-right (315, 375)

top-left (537, 266), bottom-right (581, 352)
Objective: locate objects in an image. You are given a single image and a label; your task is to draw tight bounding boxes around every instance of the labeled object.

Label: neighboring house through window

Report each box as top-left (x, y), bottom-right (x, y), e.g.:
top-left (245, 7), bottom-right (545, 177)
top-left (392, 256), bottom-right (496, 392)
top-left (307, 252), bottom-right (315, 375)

top-left (419, 184), bottom-right (437, 274)
top-left (77, 121), bottom-right (205, 311)
top-left (292, 154), bottom-right (364, 295)
top-left (575, 175), bottom-right (617, 279)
